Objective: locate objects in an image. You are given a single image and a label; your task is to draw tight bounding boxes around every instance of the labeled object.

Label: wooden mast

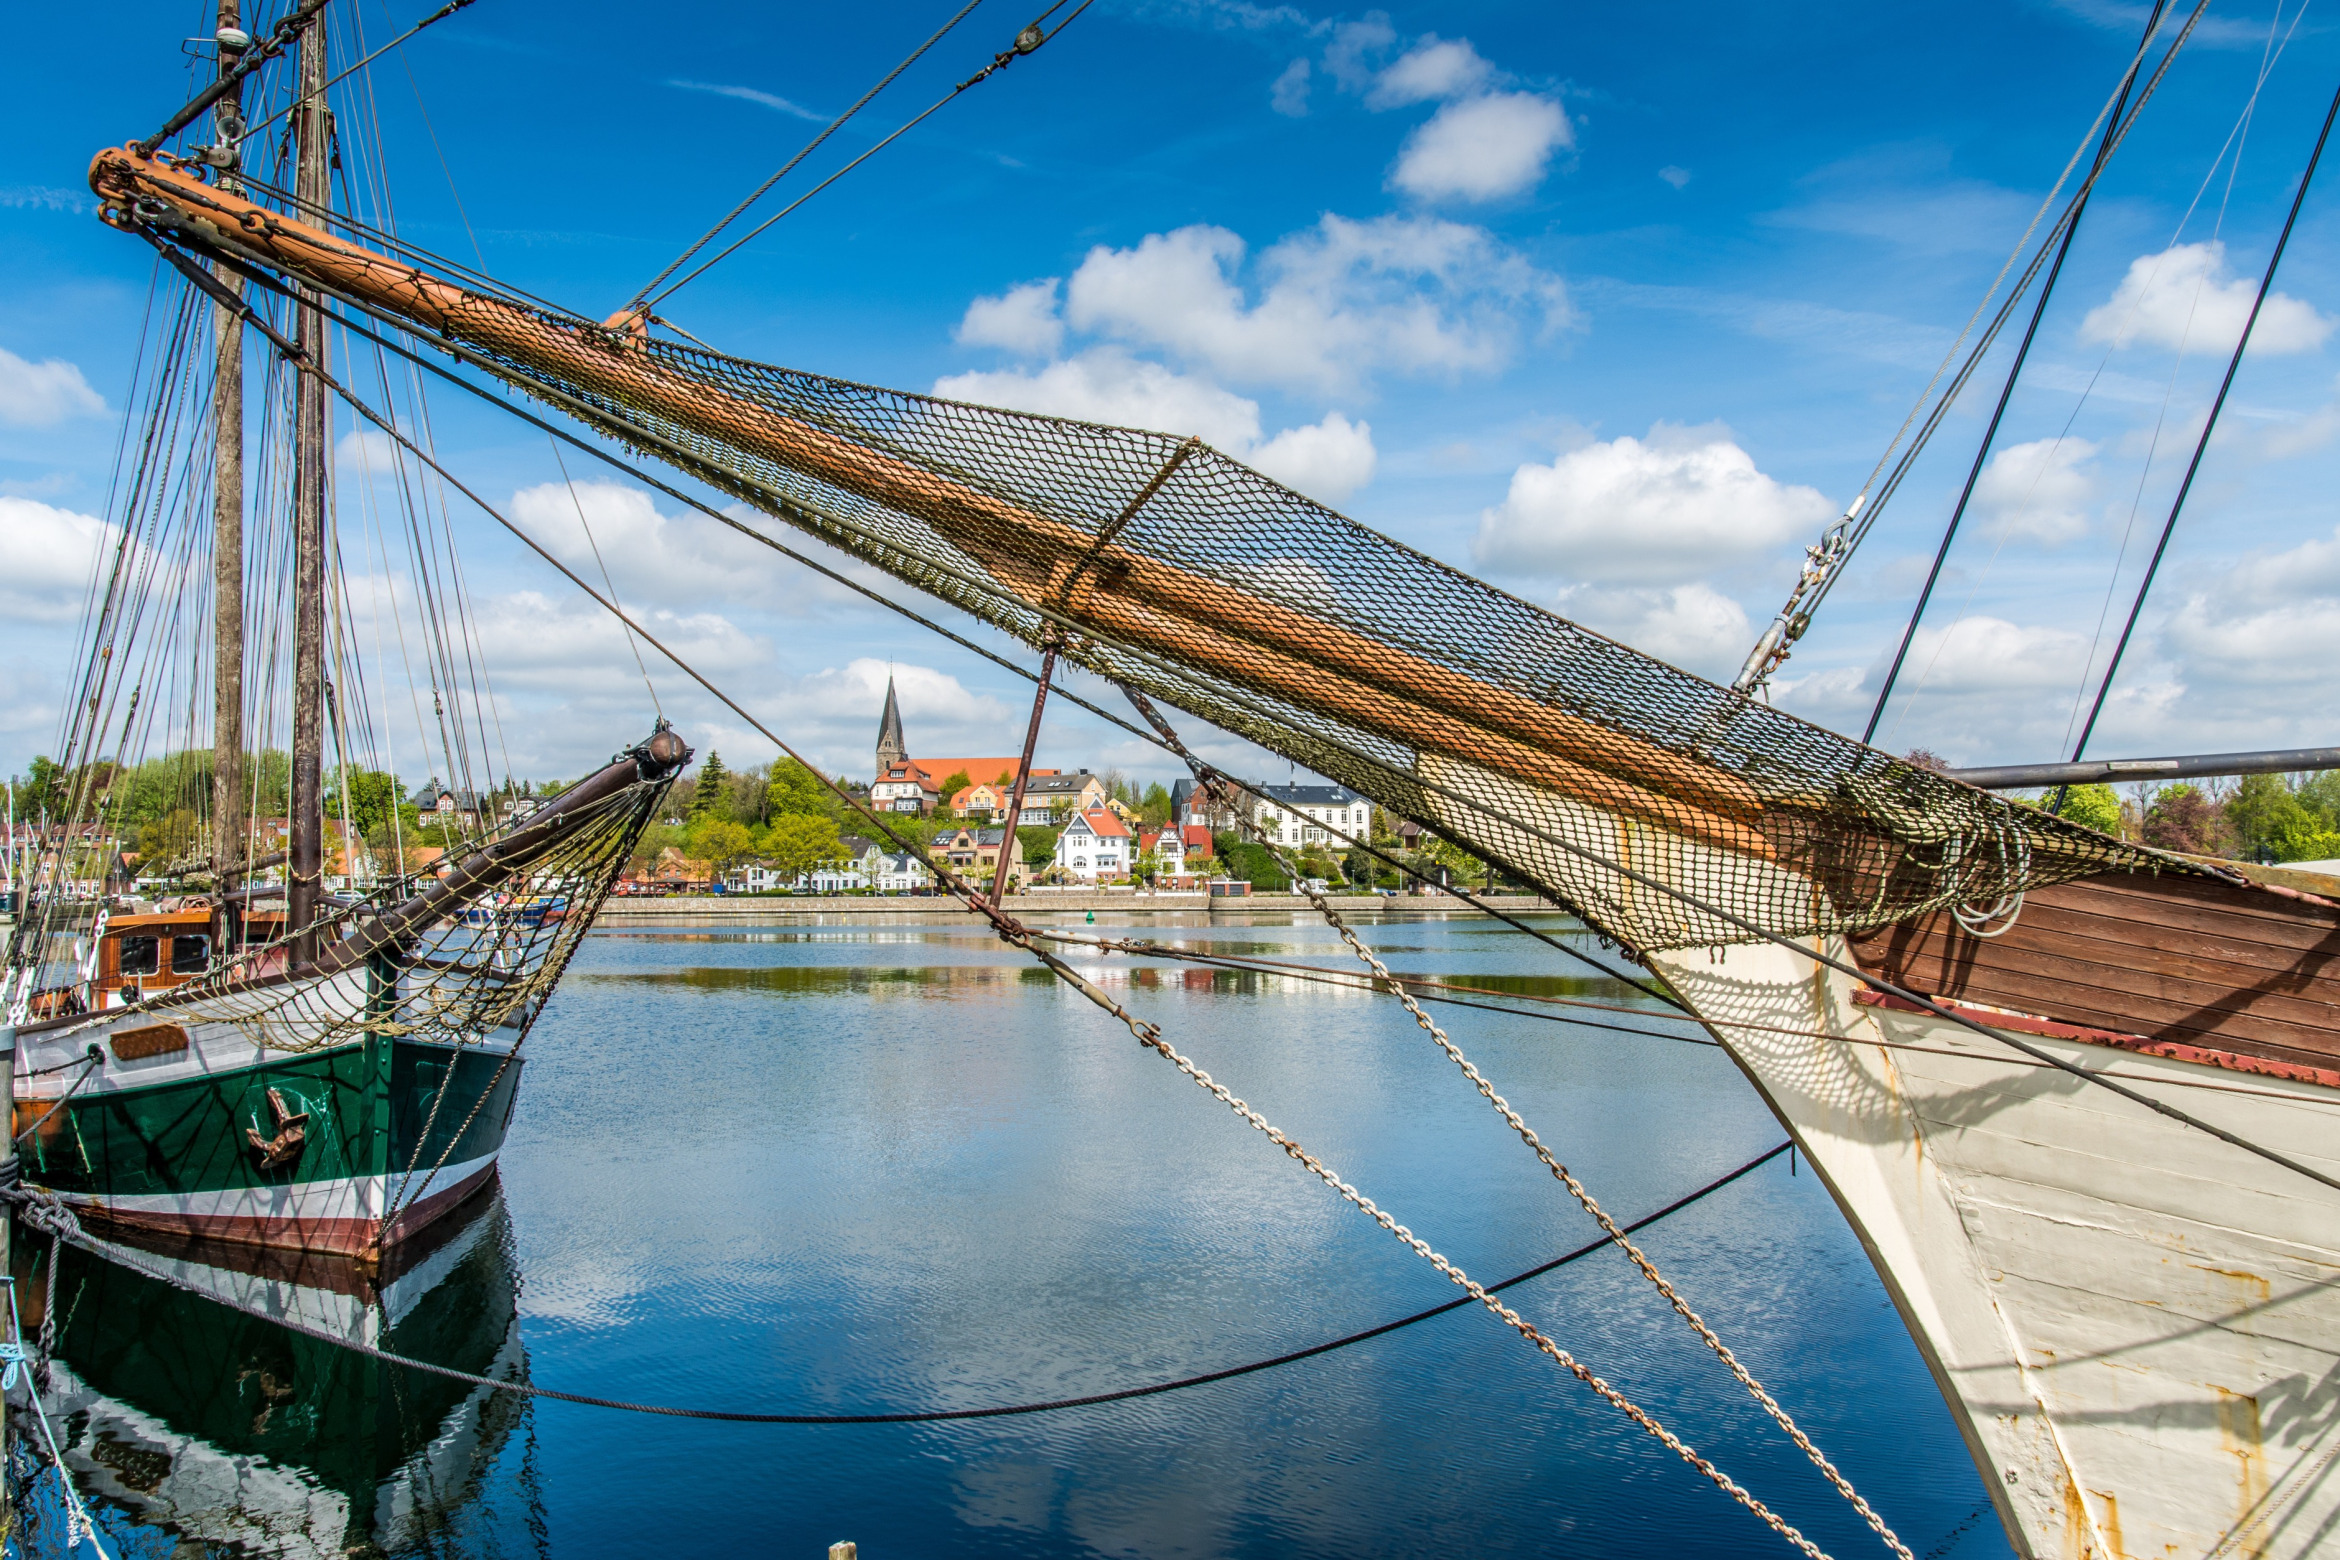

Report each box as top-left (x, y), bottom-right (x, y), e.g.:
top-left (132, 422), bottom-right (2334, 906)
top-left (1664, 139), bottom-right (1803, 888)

top-left (209, 0), bottom-right (247, 916)
top-left (288, 7), bottom-right (329, 958)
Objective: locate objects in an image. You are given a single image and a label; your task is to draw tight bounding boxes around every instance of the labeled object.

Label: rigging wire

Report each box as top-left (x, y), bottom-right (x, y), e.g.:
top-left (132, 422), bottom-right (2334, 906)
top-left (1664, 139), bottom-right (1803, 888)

top-left (168, 234), bottom-right (1686, 1005)
top-left (230, 251), bottom-right (2340, 1200)
top-left (624, 0), bottom-right (991, 313)
top-left (1880, 0), bottom-right (2316, 753)
top-left (233, 0), bottom-right (481, 145)
top-left (1734, 0), bottom-right (2209, 694)
top-left (642, 1), bottom-right (1095, 314)
top-left (2057, 70), bottom-right (2340, 805)
top-left (1862, 0), bottom-right (2170, 745)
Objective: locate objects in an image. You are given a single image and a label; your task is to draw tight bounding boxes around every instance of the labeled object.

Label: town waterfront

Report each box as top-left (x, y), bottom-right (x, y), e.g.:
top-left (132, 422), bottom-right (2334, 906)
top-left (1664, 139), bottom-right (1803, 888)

top-left (21, 909), bottom-right (2009, 1559)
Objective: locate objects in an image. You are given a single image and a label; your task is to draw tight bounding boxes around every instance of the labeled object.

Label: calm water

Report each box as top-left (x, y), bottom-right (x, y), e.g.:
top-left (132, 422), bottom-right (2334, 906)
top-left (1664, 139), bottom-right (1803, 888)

top-left (23, 911), bottom-right (2012, 1559)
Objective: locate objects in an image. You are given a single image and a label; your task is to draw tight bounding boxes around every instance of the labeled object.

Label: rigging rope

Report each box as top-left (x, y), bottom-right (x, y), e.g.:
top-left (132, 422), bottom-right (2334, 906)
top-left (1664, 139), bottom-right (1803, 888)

top-left (1130, 688), bottom-right (1914, 1560)
top-left (7, 1146), bottom-right (1789, 1424)
top-left (624, 0), bottom-right (989, 313)
top-left (2058, 71), bottom-right (2340, 798)
top-left (1863, 0), bottom-right (2171, 745)
top-left (216, 260), bottom-right (1686, 1009)
top-left (641, 1), bottom-right (1094, 315)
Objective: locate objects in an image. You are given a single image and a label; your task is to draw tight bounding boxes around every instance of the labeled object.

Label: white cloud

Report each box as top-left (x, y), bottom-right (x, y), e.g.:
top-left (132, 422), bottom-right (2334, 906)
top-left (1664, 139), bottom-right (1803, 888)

top-left (335, 427), bottom-right (398, 473)
top-left (934, 350), bottom-right (1376, 503)
top-left (1557, 583), bottom-right (1751, 679)
top-left (0, 497), bottom-right (115, 621)
top-left (1972, 437), bottom-right (2098, 544)
top-left (956, 279), bottom-right (1064, 357)
top-left (1472, 423), bottom-right (1832, 586)
top-left (508, 481), bottom-right (788, 609)
top-left (1061, 214), bottom-right (1569, 393)
top-left (1658, 165), bottom-right (1691, 190)
top-left (666, 80), bottom-right (824, 121)
top-left (2080, 241), bottom-right (2333, 356)
top-left (1889, 616), bottom-right (2092, 696)
top-left (1249, 411), bottom-right (1376, 501)
top-left (1390, 92), bottom-right (1570, 203)
top-left (1270, 58), bottom-right (1311, 116)
top-left (0, 347), bottom-right (105, 427)
top-left (1366, 36), bottom-right (1494, 108)
top-left (1321, 13), bottom-right (1397, 92)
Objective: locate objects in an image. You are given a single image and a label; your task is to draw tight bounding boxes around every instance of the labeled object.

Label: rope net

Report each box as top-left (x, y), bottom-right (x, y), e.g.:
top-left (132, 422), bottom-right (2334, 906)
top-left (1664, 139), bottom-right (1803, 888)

top-left (473, 314), bottom-right (2173, 951)
top-left (17, 777), bottom-right (666, 1056)
top-left (94, 150), bottom-right (2182, 954)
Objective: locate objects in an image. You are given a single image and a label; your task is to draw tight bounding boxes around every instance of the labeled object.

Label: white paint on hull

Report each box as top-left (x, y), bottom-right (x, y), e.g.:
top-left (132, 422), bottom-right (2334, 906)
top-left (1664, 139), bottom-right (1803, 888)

top-left (1652, 939), bottom-right (2340, 1560)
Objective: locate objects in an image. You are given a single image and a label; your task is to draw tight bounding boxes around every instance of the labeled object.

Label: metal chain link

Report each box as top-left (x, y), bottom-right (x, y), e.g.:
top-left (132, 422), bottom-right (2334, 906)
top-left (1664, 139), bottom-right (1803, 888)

top-left (1283, 863), bottom-right (1912, 1560)
top-left (1084, 992), bottom-right (1834, 1560)
top-left (1161, 686), bottom-right (1908, 1560)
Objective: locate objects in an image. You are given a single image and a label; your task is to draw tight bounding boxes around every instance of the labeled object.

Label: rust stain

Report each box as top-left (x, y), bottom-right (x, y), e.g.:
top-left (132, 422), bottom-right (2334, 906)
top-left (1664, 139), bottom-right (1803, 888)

top-left (2091, 1489), bottom-right (2127, 1559)
top-left (2214, 1387), bottom-right (2270, 1560)
top-left (2191, 1264), bottom-right (2273, 1307)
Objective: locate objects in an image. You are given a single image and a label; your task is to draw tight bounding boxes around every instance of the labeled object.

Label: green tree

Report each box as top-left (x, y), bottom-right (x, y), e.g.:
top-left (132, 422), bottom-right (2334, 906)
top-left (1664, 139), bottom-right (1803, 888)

top-left (2225, 773), bottom-right (2340, 862)
top-left (2052, 783), bottom-right (2124, 838)
top-left (766, 758), bottom-right (837, 822)
top-left (688, 752), bottom-right (729, 820)
top-left (686, 815), bottom-right (756, 875)
top-left (329, 769), bottom-right (403, 837)
top-left (764, 813), bottom-right (847, 882)
top-left (1016, 824), bottom-right (1061, 867)
top-left (1139, 782), bottom-right (1173, 826)
top-left (937, 769), bottom-right (973, 809)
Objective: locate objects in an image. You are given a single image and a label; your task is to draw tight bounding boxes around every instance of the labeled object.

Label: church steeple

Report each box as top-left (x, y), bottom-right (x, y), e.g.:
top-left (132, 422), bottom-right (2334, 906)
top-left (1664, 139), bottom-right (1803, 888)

top-left (874, 675), bottom-right (906, 774)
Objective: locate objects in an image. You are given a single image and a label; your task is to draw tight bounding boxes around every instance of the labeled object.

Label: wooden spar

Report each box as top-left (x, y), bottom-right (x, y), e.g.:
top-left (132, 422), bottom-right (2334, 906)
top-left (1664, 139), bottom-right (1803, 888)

top-left (90, 147), bottom-right (1770, 857)
top-left (284, 27), bottom-right (328, 961)
top-left (210, 0), bottom-right (247, 910)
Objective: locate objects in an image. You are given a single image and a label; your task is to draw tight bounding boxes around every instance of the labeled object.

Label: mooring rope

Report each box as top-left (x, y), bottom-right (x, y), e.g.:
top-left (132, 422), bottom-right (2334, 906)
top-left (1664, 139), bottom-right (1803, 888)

top-left (5, 1148), bottom-right (1784, 1423)
top-left (1129, 686), bottom-right (1912, 1560)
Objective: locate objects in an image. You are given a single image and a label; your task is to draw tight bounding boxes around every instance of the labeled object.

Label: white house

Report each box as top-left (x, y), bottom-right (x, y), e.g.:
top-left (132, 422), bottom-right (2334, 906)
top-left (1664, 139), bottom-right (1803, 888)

top-left (1250, 784), bottom-right (1371, 848)
top-left (1053, 808), bottom-right (1132, 882)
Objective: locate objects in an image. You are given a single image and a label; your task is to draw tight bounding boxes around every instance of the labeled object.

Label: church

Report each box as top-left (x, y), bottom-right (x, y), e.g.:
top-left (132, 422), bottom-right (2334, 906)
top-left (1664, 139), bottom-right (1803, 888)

top-left (866, 675), bottom-right (1045, 818)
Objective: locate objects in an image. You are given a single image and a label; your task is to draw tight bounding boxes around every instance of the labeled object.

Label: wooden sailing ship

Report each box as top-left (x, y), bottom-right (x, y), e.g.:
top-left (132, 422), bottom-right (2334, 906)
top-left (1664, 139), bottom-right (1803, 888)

top-left (3, 2), bottom-right (687, 1263)
top-left (60, 6), bottom-right (2340, 1556)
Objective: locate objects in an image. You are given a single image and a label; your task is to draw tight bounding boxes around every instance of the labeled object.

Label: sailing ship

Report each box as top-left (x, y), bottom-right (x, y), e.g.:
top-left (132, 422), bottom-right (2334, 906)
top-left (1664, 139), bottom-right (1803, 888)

top-left (3, 1), bottom-right (688, 1263)
top-left (17, 1182), bottom-right (532, 1556)
top-left (51, 2), bottom-right (2340, 1555)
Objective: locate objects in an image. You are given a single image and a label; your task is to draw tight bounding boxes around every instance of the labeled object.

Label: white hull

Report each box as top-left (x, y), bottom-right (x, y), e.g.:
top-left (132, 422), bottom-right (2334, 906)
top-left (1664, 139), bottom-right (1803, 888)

top-left (1651, 940), bottom-right (2340, 1560)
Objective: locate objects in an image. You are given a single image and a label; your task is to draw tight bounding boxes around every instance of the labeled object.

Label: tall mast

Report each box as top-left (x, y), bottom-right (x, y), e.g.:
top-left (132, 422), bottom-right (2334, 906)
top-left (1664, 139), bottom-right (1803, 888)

top-left (209, 0), bottom-right (247, 904)
top-left (288, 6), bottom-right (330, 959)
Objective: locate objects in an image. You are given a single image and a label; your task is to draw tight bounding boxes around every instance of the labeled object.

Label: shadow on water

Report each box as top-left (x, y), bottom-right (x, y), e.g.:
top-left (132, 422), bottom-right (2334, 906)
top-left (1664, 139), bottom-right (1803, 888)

top-left (10, 1184), bottom-right (534, 1559)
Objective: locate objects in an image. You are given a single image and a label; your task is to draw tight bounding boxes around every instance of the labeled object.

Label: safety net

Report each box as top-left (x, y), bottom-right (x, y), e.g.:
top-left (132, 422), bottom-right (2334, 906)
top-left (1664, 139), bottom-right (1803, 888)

top-left (99, 149), bottom-right (2179, 953)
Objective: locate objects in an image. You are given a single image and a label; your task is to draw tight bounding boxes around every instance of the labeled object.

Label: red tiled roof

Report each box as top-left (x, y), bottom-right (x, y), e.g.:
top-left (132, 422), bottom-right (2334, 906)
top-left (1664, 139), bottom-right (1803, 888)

top-left (1079, 808), bottom-right (1131, 839)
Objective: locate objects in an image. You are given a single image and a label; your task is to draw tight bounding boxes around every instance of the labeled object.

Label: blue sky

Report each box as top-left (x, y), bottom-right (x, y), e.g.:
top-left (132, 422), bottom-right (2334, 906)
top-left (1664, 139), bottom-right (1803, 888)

top-left (7, 0), bottom-right (2340, 790)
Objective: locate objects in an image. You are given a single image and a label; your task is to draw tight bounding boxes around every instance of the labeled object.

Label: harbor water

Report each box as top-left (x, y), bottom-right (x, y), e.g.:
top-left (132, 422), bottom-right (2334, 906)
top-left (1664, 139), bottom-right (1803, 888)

top-left (20, 911), bottom-right (2011, 1559)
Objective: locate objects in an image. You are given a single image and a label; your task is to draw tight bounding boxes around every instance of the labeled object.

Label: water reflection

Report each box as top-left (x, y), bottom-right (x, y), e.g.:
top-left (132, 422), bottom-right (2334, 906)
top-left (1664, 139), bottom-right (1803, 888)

top-left (17, 1183), bottom-right (532, 1558)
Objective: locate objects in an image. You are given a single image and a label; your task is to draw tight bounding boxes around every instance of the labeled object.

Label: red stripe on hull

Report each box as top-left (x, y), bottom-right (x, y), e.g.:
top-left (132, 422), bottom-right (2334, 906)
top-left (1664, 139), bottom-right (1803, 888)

top-left (70, 1161), bottom-right (501, 1262)
top-left (1852, 988), bottom-right (2340, 1091)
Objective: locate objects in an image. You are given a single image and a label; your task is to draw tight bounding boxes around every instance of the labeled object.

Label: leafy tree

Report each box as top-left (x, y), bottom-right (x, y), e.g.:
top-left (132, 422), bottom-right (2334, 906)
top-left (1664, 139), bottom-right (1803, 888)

top-left (328, 769), bottom-right (403, 837)
top-left (2224, 773), bottom-right (2340, 862)
top-left (766, 758), bottom-right (837, 822)
top-left (764, 813), bottom-right (848, 881)
top-left (2052, 783), bottom-right (2124, 838)
top-left (1139, 782), bottom-right (1173, 826)
top-left (937, 769), bottom-right (973, 809)
top-left (136, 807), bottom-right (203, 866)
top-left (685, 816), bottom-right (756, 875)
top-left (1223, 840), bottom-right (1290, 890)
top-left (688, 752), bottom-right (729, 819)
top-left (723, 765), bottom-right (773, 828)
top-left (19, 755), bottom-right (64, 816)
top-left (629, 821), bottom-right (686, 874)
top-left (1016, 825), bottom-right (1061, 867)
top-left (2141, 784), bottom-right (2227, 857)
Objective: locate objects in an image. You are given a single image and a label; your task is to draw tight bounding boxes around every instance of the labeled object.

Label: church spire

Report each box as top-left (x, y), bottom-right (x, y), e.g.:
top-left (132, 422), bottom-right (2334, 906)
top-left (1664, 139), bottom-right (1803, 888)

top-left (874, 675), bottom-right (906, 774)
